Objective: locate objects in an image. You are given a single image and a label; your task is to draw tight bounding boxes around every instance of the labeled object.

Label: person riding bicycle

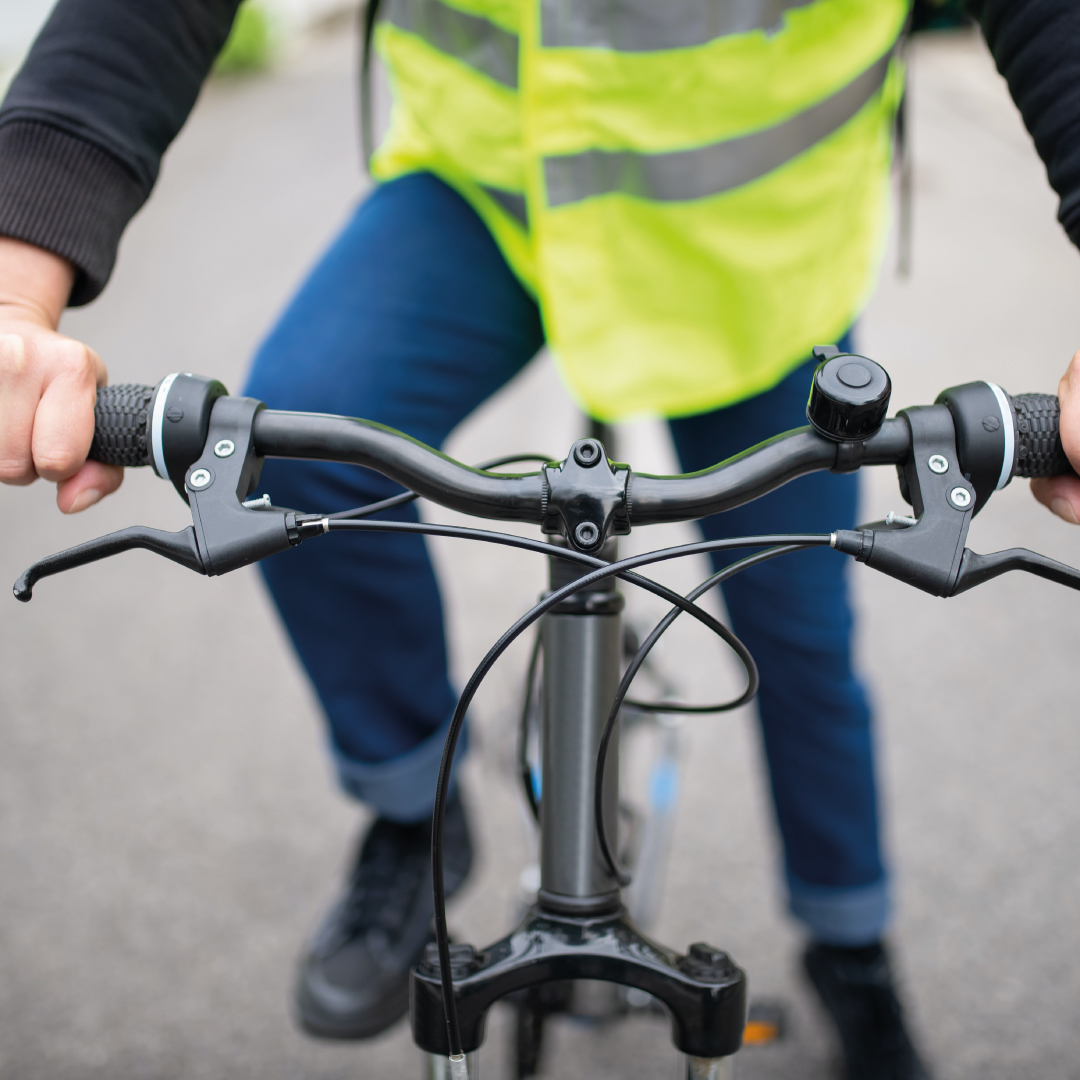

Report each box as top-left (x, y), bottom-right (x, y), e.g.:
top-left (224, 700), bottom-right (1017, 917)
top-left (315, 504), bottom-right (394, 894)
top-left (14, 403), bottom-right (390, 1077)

top-left (1, 2), bottom-right (1079, 1077)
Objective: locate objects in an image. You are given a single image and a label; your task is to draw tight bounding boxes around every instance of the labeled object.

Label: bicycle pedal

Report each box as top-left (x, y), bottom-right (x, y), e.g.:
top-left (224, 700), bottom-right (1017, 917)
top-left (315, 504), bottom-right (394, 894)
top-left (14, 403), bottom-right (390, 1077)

top-left (742, 1000), bottom-right (786, 1047)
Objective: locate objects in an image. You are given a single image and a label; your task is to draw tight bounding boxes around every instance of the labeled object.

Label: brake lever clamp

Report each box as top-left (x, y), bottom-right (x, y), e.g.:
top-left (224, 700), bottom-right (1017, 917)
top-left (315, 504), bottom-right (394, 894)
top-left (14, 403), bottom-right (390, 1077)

top-left (832, 403), bottom-right (1080, 596)
top-left (182, 395), bottom-right (303, 576)
top-left (14, 394), bottom-right (313, 601)
top-left (832, 404), bottom-right (976, 597)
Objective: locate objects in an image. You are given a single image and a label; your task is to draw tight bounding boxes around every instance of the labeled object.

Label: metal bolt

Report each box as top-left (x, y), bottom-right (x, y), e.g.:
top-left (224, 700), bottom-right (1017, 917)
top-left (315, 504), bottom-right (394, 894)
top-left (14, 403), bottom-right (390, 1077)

top-left (573, 440), bottom-right (602, 468)
top-left (949, 486), bottom-right (972, 509)
top-left (214, 439), bottom-right (235, 458)
top-left (189, 468), bottom-right (212, 490)
top-left (928, 454), bottom-right (949, 474)
top-left (885, 511), bottom-right (917, 527)
top-left (574, 521), bottom-right (600, 548)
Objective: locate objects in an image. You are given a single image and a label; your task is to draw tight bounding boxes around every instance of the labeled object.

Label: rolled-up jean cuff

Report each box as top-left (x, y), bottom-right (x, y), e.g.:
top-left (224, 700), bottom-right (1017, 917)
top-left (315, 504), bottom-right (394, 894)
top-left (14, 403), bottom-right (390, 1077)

top-left (786, 868), bottom-right (891, 945)
top-left (331, 716), bottom-right (467, 823)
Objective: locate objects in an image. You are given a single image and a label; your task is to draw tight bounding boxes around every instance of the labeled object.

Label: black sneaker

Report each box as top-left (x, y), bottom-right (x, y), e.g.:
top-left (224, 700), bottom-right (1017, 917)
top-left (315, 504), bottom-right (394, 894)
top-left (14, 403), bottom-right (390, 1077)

top-left (803, 941), bottom-right (932, 1080)
top-left (296, 788), bottom-right (474, 1039)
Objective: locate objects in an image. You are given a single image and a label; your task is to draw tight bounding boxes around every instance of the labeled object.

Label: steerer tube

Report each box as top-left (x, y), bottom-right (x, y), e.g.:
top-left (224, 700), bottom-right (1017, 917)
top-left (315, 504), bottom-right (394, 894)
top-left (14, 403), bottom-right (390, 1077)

top-left (538, 542), bottom-right (624, 913)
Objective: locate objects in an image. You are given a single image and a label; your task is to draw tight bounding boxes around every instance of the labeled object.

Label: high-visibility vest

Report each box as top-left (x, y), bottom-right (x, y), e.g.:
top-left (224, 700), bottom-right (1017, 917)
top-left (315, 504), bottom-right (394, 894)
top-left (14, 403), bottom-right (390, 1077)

top-left (371, 0), bottom-right (908, 420)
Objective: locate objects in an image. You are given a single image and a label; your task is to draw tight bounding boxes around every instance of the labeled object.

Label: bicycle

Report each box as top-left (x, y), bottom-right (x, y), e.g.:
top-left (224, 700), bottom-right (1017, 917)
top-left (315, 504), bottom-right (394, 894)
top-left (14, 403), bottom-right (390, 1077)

top-left (15, 347), bottom-right (1079, 1079)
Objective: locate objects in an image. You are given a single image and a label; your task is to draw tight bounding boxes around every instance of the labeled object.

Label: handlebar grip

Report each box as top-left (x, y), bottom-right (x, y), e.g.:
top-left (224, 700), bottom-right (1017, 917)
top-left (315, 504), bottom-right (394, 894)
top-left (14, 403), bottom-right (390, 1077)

top-left (89, 383), bottom-right (156, 467)
top-left (1009, 394), bottom-right (1076, 479)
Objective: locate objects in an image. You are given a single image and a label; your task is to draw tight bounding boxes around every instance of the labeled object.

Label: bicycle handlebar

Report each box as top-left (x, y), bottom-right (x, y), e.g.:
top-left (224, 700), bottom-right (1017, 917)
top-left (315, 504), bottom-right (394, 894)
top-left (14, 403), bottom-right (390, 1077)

top-left (89, 377), bottom-right (1074, 527)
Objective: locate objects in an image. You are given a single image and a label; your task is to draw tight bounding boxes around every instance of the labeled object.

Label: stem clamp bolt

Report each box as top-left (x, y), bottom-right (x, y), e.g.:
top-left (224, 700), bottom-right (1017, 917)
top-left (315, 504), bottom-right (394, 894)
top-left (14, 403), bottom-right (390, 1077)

top-left (189, 468), bottom-right (212, 490)
top-left (214, 439), bottom-right (235, 457)
top-left (574, 521), bottom-right (600, 548)
top-left (949, 486), bottom-right (972, 509)
top-left (928, 455), bottom-right (949, 474)
top-left (573, 440), bottom-right (603, 468)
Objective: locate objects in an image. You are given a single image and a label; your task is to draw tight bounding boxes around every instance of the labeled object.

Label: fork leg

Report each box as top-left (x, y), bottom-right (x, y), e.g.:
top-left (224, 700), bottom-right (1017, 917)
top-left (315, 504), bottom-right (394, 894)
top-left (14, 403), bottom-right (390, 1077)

top-left (424, 1052), bottom-right (479, 1079)
top-left (682, 1056), bottom-right (735, 1080)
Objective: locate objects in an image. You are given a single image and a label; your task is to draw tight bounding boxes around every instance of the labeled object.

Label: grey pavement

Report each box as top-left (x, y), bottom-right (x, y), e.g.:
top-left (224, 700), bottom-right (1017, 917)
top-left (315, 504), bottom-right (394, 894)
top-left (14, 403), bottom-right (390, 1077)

top-left (2, 23), bottom-right (1080, 1080)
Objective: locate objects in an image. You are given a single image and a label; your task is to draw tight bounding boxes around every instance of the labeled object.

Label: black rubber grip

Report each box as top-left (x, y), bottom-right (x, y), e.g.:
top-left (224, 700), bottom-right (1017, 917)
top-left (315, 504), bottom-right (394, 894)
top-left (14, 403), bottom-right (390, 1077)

top-left (90, 383), bottom-right (155, 467)
top-left (1010, 393), bottom-right (1075, 479)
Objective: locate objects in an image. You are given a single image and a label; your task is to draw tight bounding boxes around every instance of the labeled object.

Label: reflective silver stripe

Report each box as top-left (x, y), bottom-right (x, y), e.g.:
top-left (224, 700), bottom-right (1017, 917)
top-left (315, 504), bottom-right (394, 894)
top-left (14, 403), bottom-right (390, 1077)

top-left (986, 382), bottom-right (1016, 490)
top-left (150, 372), bottom-right (181, 480)
top-left (480, 184), bottom-right (528, 226)
top-left (542, 0), bottom-right (815, 51)
top-left (544, 54), bottom-right (891, 207)
top-left (385, 0), bottom-right (519, 89)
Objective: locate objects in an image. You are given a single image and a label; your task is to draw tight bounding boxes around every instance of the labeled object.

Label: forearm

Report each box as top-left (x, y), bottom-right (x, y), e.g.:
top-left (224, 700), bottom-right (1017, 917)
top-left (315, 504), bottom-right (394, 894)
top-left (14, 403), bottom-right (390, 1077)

top-left (968, 0), bottom-right (1080, 250)
top-left (0, 0), bottom-right (242, 306)
top-left (0, 238), bottom-right (75, 329)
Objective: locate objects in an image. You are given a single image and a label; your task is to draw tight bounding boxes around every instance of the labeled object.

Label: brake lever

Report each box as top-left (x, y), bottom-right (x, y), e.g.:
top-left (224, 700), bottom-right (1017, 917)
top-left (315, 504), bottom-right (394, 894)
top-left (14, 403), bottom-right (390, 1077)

top-left (14, 393), bottom-right (324, 601)
top-left (952, 548), bottom-right (1080, 594)
top-left (14, 526), bottom-right (204, 601)
top-left (833, 404), bottom-right (1080, 597)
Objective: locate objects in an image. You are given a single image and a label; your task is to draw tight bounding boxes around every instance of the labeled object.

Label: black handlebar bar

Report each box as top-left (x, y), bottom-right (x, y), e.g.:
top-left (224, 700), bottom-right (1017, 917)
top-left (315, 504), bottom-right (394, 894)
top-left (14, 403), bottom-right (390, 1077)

top-left (90, 378), bottom-right (1075, 528)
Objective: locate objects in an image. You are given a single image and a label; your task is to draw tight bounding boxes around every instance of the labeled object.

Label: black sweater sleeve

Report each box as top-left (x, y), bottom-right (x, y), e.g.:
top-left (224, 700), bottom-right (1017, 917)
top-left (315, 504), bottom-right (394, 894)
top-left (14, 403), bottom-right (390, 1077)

top-left (0, 0), bottom-right (241, 305)
top-left (1, 0), bottom-right (1079, 308)
top-left (968, 0), bottom-right (1080, 252)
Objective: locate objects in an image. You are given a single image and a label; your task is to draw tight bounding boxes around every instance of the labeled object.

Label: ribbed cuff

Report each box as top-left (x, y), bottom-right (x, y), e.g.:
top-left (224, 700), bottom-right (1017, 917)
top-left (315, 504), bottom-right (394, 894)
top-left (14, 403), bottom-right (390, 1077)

top-left (786, 868), bottom-right (891, 946)
top-left (330, 714), bottom-right (468, 824)
top-left (0, 120), bottom-right (146, 306)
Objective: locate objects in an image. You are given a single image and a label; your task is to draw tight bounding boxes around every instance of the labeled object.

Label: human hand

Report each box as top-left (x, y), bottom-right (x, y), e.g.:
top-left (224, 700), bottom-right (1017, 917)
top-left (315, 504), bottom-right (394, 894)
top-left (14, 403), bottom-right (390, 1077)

top-left (0, 238), bottom-right (123, 512)
top-left (1031, 348), bottom-right (1080, 524)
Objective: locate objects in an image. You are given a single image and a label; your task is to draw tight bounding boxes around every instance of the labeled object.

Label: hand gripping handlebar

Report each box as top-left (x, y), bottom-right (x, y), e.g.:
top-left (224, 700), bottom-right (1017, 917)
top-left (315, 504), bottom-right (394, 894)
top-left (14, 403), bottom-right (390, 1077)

top-left (12, 354), bottom-right (1080, 600)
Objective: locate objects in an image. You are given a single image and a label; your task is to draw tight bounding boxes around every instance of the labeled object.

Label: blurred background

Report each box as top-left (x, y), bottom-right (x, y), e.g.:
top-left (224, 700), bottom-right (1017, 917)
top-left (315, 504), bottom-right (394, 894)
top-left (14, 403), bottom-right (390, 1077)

top-left (1, 5), bottom-right (1079, 1079)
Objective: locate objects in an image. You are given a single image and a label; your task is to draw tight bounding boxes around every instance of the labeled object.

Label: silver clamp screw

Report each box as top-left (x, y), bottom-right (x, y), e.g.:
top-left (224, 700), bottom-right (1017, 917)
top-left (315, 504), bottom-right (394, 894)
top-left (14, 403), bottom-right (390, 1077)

top-left (885, 511), bottom-right (917, 527)
top-left (928, 454), bottom-right (949, 474)
top-left (949, 486), bottom-right (972, 509)
top-left (214, 439), bottom-right (236, 458)
top-left (189, 468), bottom-right (212, 490)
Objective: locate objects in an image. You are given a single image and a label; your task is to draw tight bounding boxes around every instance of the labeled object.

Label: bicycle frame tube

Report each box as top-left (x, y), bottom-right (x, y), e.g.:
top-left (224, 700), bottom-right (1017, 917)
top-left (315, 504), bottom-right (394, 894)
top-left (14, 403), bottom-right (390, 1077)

top-left (538, 541), bottom-right (624, 913)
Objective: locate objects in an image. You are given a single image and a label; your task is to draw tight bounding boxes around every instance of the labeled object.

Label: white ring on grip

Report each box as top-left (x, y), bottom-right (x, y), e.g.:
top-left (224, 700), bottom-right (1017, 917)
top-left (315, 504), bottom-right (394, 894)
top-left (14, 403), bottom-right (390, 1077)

top-left (150, 372), bottom-right (180, 479)
top-left (985, 382), bottom-right (1014, 490)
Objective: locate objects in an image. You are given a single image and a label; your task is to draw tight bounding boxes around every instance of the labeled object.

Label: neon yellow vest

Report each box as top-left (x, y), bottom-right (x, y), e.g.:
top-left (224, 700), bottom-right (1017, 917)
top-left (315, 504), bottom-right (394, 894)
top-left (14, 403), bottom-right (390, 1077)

top-left (371, 0), bottom-right (907, 420)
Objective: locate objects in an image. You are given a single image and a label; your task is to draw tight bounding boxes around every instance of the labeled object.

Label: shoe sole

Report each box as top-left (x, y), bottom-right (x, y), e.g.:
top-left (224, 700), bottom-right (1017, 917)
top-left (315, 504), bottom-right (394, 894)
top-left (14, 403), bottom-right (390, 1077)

top-left (296, 971), bottom-right (412, 1041)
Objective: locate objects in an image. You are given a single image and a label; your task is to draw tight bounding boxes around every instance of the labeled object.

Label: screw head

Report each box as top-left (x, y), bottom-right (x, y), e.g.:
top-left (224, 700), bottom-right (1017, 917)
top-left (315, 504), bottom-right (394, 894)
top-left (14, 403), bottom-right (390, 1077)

top-left (573, 440), bottom-right (603, 468)
top-left (574, 521), bottom-right (600, 548)
top-left (214, 439), bottom-right (235, 458)
top-left (189, 468), bottom-right (212, 490)
top-left (949, 486), bottom-right (972, 509)
top-left (928, 454), bottom-right (949, 474)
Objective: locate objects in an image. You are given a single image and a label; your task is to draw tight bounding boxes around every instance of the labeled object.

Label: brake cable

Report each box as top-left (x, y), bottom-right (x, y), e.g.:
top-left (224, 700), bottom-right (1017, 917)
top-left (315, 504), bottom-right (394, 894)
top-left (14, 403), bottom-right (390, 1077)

top-left (593, 542), bottom-right (813, 886)
top-left (303, 518), bottom-right (830, 1058)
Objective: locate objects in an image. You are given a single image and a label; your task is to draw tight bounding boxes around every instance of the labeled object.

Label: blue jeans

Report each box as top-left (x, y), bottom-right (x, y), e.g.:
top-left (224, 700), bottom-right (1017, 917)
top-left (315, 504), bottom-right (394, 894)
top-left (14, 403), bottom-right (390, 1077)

top-left (245, 173), bottom-right (887, 944)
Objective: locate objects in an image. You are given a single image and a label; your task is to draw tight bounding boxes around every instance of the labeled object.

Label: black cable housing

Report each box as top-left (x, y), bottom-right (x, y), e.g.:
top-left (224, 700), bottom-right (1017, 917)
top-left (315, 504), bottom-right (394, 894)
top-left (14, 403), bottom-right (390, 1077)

top-left (593, 543), bottom-right (812, 885)
top-left (317, 518), bottom-right (830, 1057)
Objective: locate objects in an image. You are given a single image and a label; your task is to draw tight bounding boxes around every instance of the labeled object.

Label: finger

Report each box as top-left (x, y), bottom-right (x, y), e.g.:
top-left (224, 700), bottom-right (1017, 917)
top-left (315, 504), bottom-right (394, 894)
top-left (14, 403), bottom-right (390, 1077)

top-left (1057, 348), bottom-right (1080, 472)
top-left (30, 339), bottom-right (100, 481)
top-left (56, 460), bottom-right (124, 514)
top-left (0, 333), bottom-right (44, 484)
top-left (1031, 475), bottom-right (1080, 525)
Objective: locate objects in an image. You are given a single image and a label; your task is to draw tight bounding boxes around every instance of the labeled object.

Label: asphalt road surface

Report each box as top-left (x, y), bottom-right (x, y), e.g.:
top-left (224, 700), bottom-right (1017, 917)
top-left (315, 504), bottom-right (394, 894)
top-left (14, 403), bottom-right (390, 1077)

top-left (1, 22), bottom-right (1079, 1080)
